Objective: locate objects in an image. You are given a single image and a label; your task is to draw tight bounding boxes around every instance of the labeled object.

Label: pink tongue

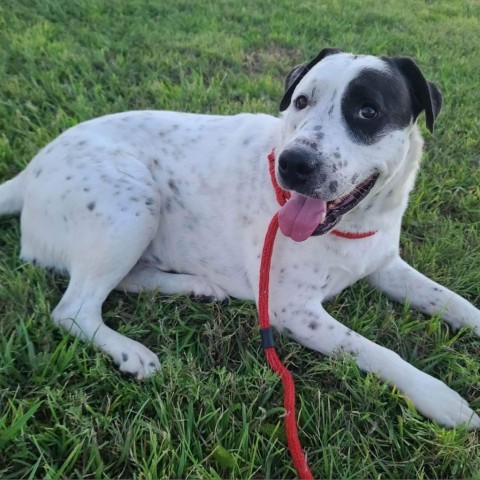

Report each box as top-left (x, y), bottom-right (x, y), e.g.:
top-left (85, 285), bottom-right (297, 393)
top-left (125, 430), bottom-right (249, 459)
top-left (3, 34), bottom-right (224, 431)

top-left (278, 192), bottom-right (327, 242)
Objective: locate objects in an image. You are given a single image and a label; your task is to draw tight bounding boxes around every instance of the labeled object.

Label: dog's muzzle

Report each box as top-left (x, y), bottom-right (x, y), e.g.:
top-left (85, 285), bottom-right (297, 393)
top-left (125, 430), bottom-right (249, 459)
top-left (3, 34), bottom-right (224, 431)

top-left (275, 148), bottom-right (379, 242)
top-left (278, 148), bottom-right (317, 191)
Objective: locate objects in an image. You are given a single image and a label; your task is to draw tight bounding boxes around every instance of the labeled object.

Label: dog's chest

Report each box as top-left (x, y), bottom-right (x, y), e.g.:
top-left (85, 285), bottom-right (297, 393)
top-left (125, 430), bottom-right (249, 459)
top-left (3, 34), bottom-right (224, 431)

top-left (270, 232), bottom-right (394, 302)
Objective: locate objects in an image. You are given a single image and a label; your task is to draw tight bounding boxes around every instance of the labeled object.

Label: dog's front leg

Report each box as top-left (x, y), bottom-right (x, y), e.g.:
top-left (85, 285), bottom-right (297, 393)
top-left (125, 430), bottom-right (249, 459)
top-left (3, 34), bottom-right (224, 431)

top-left (367, 256), bottom-right (480, 335)
top-left (282, 299), bottom-right (480, 429)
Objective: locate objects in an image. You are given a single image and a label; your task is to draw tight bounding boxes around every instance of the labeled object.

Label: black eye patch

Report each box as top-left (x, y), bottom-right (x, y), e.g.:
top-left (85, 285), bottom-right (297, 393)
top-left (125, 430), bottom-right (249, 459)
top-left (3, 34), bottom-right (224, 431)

top-left (341, 68), bottom-right (413, 145)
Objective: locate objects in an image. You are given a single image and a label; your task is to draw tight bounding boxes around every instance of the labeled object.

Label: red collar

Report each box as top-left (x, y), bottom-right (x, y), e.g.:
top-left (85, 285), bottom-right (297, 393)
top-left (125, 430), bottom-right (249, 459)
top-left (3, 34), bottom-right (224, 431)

top-left (268, 150), bottom-right (377, 240)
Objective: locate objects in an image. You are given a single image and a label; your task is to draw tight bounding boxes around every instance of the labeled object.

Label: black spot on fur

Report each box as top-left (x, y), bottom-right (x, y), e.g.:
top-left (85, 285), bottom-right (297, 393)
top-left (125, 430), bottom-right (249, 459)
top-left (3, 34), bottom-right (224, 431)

top-left (65, 176), bottom-right (72, 181)
top-left (173, 197), bottom-right (185, 209)
top-left (145, 198), bottom-right (154, 206)
top-left (122, 353), bottom-right (128, 362)
top-left (298, 138), bottom-right (318, 150)
top-left (168, 179), bottom-right (180, 194)
top-left (87, 202), bottom-right (95, 211)
top-left (241, 215), bottom-right (253, 226)
top-left (100, 174), bottom-right (113, 184)
top-left (308, 321), bottom-right (319, 331)
top-left (329, 181), bottom-right (338, 193)
top-left (34, 168), bottom-right (42, 178)
top-left (149, 362), bottom-right (156, 367)
top-left (83, 187), bottom-right (90, 192)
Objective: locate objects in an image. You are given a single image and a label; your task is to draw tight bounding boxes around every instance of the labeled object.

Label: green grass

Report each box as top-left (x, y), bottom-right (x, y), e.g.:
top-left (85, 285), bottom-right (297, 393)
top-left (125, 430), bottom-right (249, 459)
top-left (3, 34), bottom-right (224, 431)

top-left (1, 0), bottom-right (480, 478)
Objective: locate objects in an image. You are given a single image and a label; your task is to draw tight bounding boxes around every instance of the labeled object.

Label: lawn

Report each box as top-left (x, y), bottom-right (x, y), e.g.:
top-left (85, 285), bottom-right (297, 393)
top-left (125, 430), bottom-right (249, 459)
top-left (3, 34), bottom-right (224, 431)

top-left (1, 0), bottom-right (479, 478)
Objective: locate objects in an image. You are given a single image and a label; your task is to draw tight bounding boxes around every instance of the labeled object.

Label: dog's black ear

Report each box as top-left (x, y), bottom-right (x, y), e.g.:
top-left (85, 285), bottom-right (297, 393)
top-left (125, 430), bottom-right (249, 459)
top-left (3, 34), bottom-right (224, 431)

top-left (280, 48), bottom-right (343, 111)
top-left (284, 64), bottom-right (307, 92)
top-left (383, 56), bottom-right (442, 133)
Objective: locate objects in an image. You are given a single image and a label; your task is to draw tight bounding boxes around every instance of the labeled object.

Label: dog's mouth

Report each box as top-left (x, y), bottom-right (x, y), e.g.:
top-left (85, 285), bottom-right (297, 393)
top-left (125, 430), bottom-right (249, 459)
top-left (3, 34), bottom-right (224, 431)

top-left (278, 174), bottom-right (379, 242)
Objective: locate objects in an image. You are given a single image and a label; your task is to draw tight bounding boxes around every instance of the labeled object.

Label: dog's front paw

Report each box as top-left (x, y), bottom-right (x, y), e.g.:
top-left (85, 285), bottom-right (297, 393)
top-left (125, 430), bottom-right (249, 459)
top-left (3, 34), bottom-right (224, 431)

top-left (111, 338), bottom-right (161, 380)
top-left (406, 374), bottom-right (480, 430)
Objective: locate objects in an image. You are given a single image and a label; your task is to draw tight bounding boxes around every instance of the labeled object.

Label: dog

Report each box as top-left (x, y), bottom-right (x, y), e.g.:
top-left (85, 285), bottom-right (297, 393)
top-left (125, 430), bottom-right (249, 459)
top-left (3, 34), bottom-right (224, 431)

top-left (1, 48), bottom-right (479, 429)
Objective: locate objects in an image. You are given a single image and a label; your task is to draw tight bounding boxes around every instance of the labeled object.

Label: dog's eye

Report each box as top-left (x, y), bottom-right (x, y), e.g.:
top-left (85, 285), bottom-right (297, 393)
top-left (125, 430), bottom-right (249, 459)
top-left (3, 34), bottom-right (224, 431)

top-left (359, 104), bottom-right (378, 119)
top-left (294, 95), bottom-right (308, 110)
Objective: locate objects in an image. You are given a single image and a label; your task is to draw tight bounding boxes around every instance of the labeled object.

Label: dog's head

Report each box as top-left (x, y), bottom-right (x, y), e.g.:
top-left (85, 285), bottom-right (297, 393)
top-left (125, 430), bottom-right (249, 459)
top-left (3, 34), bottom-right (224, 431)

top-left (276, 48), bottom-right (442, 241)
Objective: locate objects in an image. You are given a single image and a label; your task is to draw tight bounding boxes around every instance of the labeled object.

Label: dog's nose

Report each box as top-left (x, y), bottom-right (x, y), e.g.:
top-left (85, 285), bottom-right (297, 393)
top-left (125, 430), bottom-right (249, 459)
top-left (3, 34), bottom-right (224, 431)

top-left (278, 149), bottom-right (316, 188)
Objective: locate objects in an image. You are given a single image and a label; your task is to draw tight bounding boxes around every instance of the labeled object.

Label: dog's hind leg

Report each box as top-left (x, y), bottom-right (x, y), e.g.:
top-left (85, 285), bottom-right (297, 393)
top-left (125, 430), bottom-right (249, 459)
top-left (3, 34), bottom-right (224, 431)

top-left (51, 214), bottom-right (162, 378)
top-left (53, 268), bottom-right (161, 379)
top-left (24, 156), bottom-right (164, 378)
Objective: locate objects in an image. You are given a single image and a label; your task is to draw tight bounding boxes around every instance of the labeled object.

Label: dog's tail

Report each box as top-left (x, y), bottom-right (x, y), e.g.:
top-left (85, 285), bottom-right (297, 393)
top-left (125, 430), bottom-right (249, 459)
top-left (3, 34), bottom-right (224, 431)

top-left (0, 172), bottom-right (24, 216)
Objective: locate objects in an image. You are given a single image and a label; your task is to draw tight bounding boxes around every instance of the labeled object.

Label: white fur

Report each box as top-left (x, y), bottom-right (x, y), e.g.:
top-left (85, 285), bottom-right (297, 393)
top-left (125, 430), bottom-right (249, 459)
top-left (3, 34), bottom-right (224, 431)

top-left (1, 53), bottom-right (479, 429)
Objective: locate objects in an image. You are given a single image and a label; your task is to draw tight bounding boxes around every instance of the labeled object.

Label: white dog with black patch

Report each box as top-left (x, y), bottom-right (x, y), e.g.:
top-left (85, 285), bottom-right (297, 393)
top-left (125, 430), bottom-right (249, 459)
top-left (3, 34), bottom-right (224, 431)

top-left (1, 48), bottom-right (479, 429)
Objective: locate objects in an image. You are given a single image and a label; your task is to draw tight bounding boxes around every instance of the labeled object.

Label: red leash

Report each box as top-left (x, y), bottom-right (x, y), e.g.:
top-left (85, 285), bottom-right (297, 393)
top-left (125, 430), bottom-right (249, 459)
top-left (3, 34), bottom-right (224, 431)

top-left (259, 151), bottom-right (314, 479)
top-left (258, 212), bottom-right (314, 479)
top-left (258, 151), bottom-right (377, 478)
